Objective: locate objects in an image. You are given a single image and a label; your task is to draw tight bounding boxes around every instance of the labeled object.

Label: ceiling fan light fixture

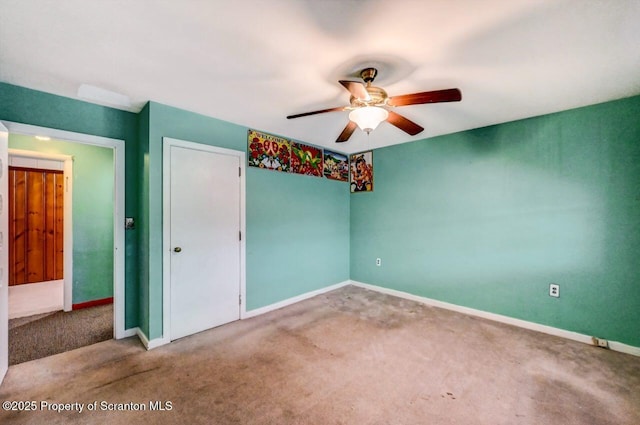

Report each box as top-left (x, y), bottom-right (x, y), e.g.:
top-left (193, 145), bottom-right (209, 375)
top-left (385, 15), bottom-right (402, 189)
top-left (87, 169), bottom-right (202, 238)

top-left (349, 106), bottom-right (389, 134)
top-left (287, 67), bottom-right (460, 143)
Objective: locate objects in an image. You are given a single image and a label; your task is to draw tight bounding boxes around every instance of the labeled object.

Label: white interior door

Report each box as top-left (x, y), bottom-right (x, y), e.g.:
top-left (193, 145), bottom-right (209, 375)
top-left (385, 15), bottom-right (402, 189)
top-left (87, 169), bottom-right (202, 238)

top-left (0, 122), bottom-right (9, 384)
top-left (168, 141), bottom-right (242, 340)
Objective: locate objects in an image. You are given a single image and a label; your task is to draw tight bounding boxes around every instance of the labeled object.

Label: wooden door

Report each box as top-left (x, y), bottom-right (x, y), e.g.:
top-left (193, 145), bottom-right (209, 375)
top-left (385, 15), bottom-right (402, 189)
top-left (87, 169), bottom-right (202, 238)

top-left (168, 142), bottom-right (241, 340)
top-left (9, 167), bottom-right (64, 286)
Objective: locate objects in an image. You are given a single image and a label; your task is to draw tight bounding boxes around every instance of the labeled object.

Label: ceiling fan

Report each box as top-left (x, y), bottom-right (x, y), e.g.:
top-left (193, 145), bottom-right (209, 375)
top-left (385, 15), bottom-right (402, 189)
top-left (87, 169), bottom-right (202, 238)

top-left (286, 67), bottom-right (462, 143)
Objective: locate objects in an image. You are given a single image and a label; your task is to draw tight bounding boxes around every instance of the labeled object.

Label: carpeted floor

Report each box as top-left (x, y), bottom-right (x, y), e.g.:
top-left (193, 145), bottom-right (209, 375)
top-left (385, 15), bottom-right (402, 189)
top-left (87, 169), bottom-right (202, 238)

top-left (0, 286), bottom-right (638, 424)
top-left (9, 304), bottom-right (113, 365)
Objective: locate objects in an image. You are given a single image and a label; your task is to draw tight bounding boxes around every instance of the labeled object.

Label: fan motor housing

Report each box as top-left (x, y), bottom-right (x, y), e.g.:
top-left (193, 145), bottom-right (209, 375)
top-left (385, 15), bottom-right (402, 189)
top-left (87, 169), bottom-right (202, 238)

top-left (350, 86), bottom-right (388, 107)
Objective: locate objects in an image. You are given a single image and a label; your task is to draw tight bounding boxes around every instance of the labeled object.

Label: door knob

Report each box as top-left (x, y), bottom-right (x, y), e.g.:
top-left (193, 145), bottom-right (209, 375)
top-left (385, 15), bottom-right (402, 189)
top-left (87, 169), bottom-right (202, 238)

top-left (173, 247), bottom-right (182, 253)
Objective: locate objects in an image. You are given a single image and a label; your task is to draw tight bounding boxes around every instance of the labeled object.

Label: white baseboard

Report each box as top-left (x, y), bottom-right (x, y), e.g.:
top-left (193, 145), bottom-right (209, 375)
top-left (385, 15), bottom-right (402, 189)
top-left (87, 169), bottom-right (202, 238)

top-left (136, 328), bottom-right (150, 348)
top-left (128, 279), bottom-right (640, 358)
top-left (120, 327), bottom-right (138, 339)
top-left (350, 280), bottom-right (640, 358)
top-left (134, 280), bottom-right (353, 349)
top-left (136, 328), bottom-right (170, 350)
top-left (243, 280), bottom-right (351, 319)
top-left (608, 341), bottom-right (640, 357)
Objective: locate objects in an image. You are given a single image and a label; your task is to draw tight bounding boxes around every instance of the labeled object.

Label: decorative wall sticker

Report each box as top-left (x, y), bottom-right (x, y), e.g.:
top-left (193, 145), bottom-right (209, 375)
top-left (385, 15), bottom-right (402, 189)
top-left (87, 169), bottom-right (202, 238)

top-left (291, 142), bottom-right (323, 177)
top-left (248, 129), bottom-right (291, 172)
top-left (350, 151), bottom-right (373, 192)
top-left (323, 150), bottom-right (349, 182)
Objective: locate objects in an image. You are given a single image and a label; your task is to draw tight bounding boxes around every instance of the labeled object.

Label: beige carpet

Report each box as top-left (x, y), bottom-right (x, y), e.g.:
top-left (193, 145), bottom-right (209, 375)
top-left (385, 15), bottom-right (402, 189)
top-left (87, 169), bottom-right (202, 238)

top-left (0, 286), bottom-right (638, 424)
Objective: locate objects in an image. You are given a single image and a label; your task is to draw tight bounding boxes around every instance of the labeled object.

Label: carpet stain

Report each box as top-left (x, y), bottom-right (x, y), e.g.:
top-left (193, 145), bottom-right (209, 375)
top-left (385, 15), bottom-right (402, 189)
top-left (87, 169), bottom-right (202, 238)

top-left (91, 366), bottom-right (161, 390)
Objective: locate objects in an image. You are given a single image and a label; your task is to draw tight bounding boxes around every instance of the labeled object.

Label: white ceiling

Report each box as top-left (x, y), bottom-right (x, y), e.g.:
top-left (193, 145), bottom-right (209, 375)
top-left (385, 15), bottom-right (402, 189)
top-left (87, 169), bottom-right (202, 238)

top-left (1, 0), bottom-right (639, 154)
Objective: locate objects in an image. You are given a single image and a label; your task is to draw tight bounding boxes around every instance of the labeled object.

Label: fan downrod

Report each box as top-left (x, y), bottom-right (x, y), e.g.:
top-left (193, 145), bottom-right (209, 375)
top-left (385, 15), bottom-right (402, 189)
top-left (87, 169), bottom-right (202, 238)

top-left (360, 68), bottom-right (378, 84)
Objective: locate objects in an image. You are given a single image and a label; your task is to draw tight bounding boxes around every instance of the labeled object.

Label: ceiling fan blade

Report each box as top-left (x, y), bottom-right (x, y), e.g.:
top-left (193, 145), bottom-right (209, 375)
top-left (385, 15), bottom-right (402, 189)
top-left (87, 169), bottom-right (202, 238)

top-left (387, 111), bottom-right (424, 136)
top-left (287, 106), bottom-right (347, 119)
top-left (339, 80), bottom-right (371, 101)
top-left (388, 88), bottom-right (461, 107)
top-left (336, 121), bottom-right (357, 143)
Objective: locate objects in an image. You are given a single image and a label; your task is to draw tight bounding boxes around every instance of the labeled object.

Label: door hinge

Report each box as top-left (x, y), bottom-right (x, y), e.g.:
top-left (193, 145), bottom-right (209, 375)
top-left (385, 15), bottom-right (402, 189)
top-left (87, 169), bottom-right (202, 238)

top-left (239, 294), bottom-right (242, 305)
top-left (239, 167), bottom-right (241, 177)
top-left (239, 230), bottom-right (242, 241)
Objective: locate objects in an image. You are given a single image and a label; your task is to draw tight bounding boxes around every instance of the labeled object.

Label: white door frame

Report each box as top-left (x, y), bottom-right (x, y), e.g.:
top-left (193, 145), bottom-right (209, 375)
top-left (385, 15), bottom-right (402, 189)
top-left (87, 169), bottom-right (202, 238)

top-left (162, 137), bottom-right (246, 345)
top-left (0, 121), bottom-right (127, 340)
top-left (8, 149), bottom-right (74, 312)
top-left (0, 121), bottom-right (9, 384)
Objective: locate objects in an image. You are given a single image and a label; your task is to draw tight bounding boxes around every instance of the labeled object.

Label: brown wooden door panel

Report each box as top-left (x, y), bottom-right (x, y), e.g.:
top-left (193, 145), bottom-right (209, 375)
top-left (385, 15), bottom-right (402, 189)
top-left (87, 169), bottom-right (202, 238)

top-left (9, 167), bottom-right (64, 286)
top-left (27, 170), bottom-right (44, 283)
top-left (54, 173), bottom-right (64, 278)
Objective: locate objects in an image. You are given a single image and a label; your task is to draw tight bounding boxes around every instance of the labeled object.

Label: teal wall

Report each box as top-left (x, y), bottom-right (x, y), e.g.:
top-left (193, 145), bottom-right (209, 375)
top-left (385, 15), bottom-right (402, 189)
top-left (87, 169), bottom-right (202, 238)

top-left (350, 95), bottom-right (640, 347)
top-left (0, 83), bottom-right (139, 329)
top-left (247, 172), bottom-right (349, 309)
top-left (9, 134), bottom-right (114, 303)
top-left (138, 102), bottom-right (350, 339)
top-left (3, 82), bottom-right (637, 349)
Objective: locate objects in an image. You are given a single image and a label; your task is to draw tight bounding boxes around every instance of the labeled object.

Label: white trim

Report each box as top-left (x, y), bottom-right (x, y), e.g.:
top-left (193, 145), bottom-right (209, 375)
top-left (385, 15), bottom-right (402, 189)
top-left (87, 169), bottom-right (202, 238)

top-left (147, 337), bottom-right (170, 350)
top-left (162, 140), bottom-right (170, 342)
top-left (121, 327), bottom-right (138, 338)
top-left (2, 121), bottom-right (125, 148)
top-left (136, 327), bottom-right (169, 350)
top-left (0, 121), bottom-right (9, 385)
top-left (136, 328), bottom-right (150, 349)
top-left (113, 131), bottom-right (126, 339)
top-left (243, 280), bottom-right (351, 319)
top-left (162, 137), bottom-right (246, 343)
top-left (608, 341), bottom-right (640, 357)
top-left (9, 150), bottom-right (65, 171)
top-left (350, 280), bottom-right (640, 358)
top-left (9, 149), bottom-right (74, 312)
top-left (2, 121), bottom-right (127, 340)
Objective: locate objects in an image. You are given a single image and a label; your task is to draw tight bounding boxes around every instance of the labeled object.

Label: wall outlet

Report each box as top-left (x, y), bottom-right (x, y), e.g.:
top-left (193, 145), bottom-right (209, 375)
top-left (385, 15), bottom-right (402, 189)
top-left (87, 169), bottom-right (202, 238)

top-left (592, 337), bottom-right (609, 349)
top-left (376, 258), bottom-right (381, 267)
top-left (549, 283), bottom-right (560, 298)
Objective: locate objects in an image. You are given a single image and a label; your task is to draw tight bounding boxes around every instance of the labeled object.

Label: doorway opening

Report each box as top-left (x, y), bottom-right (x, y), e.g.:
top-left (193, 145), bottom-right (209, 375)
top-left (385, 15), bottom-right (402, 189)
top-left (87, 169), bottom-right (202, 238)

top-left (0, 121), bottom-right (125, 366)
top-left (8, 151), bottom-right (72, 320)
